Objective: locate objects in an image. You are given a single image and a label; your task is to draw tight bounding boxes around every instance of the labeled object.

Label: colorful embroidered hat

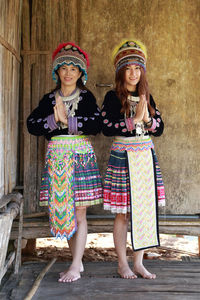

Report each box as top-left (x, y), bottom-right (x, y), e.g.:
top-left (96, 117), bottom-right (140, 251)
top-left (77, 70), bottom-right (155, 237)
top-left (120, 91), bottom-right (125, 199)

top-left (112, 39), bottom-right (147, 72)
top-left (52, 42), bottom-right (89, 84)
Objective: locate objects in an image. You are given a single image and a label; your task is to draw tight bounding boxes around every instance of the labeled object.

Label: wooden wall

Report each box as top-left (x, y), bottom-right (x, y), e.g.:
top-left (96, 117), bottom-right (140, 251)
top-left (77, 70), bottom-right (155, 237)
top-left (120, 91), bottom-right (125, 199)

top-left (22, 0), bottom-right (79, 212)
top-left (0, 0), bottom-right (22, 198)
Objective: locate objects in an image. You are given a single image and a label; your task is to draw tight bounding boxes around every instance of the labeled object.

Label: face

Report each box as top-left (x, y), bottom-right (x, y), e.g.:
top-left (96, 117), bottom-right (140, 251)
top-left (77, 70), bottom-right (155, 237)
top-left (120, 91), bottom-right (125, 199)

top-left (124, 64), bottom-right (141, 91)
top-left (57, 64), bottom-right (82, 89)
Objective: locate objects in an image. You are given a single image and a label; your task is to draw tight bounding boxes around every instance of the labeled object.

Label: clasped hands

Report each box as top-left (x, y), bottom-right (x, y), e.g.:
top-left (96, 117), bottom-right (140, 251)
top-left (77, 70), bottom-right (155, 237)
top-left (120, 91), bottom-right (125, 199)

top-left (134, 95), bottom-right (151, 124)
top-left (53, 94), bottom-right (151, 126)
top-left (54, 95), bottom-right (68, 126)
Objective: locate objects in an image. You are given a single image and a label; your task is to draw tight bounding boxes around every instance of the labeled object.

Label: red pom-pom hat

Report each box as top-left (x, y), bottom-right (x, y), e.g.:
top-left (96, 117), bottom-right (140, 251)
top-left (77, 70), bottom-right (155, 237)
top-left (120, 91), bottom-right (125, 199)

top-left (52, 42), bottom-right (89, 84)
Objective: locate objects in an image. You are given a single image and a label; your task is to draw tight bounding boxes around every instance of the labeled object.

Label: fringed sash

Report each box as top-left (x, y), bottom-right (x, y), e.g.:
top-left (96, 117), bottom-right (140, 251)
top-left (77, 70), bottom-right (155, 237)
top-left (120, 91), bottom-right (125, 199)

top-left (48, 150), bottom-right (77, 240)
top-left (114, 136), bottom-right (161, 250)
top-left (127, 149), bottom-right (159, 250)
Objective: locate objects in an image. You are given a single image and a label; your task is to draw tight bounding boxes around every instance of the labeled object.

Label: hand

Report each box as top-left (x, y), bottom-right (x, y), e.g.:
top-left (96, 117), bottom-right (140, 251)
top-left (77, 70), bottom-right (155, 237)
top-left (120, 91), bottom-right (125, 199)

top-left (53, 106), bottom-right (59, 123)
top-left (134, 95), bottom-right (145, 123)
top-left (54, 96), bottom-right (68, 125)
top-left (143, 96), bottom-right (151, 123)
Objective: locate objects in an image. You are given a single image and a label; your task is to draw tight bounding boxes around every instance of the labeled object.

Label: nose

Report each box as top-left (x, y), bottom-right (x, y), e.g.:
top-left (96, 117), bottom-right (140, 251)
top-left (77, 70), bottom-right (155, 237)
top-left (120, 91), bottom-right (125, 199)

top-left (65, 68), bottom-right (70, 75)
top-left (130, 68), bottom-right (136, 76)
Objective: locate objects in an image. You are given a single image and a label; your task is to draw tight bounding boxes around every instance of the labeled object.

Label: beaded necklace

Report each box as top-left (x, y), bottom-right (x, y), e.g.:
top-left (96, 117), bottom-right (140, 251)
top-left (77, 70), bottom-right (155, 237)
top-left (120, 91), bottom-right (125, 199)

top-left (126, 95), bottom-right (145, 136)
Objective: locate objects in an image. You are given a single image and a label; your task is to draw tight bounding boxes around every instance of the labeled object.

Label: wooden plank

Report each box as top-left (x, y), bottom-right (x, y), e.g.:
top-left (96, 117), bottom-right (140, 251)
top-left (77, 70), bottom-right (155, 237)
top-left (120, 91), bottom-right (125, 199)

top-left (21, 51), bottom-right (51, 55)
top-left (4, 200), bottom-right (22, 221)
top-left (10, 215), bottom-right (200, 240)
top-left (24, 258), bottom-right (56, 300)
top-left (0, 45), bottom-right (4, 198)
top-left (159, 226), bottom-right (200, 236)
top-left (14, 198), bottom-right (24, 274)
top-left (4, 49), bottom-right (10, 195)
top-left (0, 252), bottom-right (15, 281)
top-left (23, 55), bottom-right (36, 213)
top-left (0, 0), bottom-right (22, 198)
top-left (22, 0), bottom-right (30, 50)
top-left (0, 214), bottom-right (13, 283)
top-left (0, 0), bottom-right (22, 52)
top-left (16, 212), bottom-right (48, 219)
top-left (0, 193), bottom-right (21, 209)
top-left (0, 35), bottom-right (21, 62)
top-left (21, 0), bottom-right (79, 214)
top-left (0, 195), bottom-right (12, 209)
top-left (198, 236), bottom-right (200, 256)
top-left (36, 54), bottom-right (48, 212)
top-left (2, 261), bottom-right (200, 299)
top-left (0, 193), bottom-right (23, 283)
top-left (0, 192), bottom-right (23, 207)
top-left (0, 48), bottom-right (19, 196)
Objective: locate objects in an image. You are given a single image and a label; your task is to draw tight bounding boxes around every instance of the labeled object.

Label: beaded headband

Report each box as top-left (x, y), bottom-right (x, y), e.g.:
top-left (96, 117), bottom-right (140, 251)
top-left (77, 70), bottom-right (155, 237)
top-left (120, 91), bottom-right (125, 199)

top-left (52, 42), bottom-right (89, 84)
top-left (112, 40), bottom-right (147, 72)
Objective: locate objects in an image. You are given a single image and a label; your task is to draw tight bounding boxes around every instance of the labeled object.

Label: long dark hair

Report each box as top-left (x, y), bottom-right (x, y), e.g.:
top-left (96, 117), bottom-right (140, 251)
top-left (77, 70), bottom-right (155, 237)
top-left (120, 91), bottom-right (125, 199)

top-left (115, 66), bottom-right (155, 117)
top-left (51, 68), bottom-right (87, 93)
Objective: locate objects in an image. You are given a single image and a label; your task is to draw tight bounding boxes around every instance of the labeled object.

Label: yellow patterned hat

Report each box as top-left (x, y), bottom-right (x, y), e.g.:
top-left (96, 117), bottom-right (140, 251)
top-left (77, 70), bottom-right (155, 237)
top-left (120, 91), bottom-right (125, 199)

top-left (112, 40), bottom-right (147, 72)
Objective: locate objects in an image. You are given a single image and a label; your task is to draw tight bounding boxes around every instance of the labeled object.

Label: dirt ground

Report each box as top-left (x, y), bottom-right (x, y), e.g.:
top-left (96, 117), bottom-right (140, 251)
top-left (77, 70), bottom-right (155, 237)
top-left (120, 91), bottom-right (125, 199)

top-left (22, 233), bottom-right (199, 263)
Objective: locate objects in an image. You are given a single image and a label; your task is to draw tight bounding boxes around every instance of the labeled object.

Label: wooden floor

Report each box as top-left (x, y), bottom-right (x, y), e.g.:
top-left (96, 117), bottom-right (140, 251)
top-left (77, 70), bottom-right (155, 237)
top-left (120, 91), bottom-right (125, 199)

top-left (1, 260), bottom-right (200, 300)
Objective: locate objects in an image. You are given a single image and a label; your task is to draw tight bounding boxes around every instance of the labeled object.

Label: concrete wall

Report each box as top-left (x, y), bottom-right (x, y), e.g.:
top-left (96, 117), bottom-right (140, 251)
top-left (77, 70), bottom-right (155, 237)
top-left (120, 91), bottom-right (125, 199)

top-left (78, 0), bottom-right (200, 214)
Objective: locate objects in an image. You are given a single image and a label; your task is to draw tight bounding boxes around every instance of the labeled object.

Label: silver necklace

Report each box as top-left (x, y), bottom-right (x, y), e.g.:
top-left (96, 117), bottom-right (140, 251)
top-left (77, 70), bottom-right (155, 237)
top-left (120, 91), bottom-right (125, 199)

top-left (56, 88), bottom-right (81, 118)
top-left (127, 95), bottom-right (145, 137)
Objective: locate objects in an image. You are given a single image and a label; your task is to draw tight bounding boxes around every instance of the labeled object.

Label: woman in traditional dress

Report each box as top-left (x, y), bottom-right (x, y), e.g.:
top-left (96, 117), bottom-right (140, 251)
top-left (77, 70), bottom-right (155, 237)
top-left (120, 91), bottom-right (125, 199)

top-left (101, 40), bottom-right (165, 279)
top-left (27, 42), bottom-right (103, 282)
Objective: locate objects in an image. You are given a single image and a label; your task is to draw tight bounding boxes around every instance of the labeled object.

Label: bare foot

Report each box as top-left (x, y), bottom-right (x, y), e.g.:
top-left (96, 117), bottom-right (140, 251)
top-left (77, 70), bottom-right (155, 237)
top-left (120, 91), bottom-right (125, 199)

top-left (59, 262), bottom-right (84, 278)
top-left (118, 264), bottom-right (137, 279)
top-left (134, 264), bottom-right (156, 279)
top-left (80, 262), bottom-right (84, 273)
top-left (58, 266), bottom-right (81, 283)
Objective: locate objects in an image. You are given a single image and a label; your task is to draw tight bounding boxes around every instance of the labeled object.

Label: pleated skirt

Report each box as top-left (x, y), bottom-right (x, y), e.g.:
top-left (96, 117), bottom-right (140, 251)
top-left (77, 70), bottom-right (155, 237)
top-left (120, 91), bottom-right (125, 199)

top-left (104, 136), bottom-right (165, 250)
top-left (40, 135), bottom-right (103, 240)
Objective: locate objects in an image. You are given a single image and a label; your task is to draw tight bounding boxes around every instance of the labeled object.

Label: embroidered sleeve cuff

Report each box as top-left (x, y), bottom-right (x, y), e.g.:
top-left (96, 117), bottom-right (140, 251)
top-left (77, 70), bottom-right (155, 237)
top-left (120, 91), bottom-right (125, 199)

top-left (47, 114), bottom-right (59, 131)
top-left (125, 118), bottom-right (135, 132)
top-left (68, 116), bottom-right (78, 135)
top-left (147, 118), bottom-right (157, 131)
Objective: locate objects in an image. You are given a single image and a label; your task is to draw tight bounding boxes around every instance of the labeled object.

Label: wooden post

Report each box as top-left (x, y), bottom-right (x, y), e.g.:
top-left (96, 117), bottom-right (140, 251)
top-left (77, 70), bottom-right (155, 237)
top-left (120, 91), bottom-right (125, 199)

top-left (0, 193), bottom-right (23, 284)
top-left (14, 197), bottom-right (24, 274)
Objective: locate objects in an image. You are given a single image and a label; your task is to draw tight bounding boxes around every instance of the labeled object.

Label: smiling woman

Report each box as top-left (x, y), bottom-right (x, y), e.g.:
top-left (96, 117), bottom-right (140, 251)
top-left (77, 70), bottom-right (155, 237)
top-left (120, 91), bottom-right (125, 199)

top-left (26, 42), bottom-right (103, 283)
top-left (57, 65), bottom-right (82, 93)
top-left (125, 65), bottom-right (141, 91)
top-left (101, 39), bottom-right (165, 280)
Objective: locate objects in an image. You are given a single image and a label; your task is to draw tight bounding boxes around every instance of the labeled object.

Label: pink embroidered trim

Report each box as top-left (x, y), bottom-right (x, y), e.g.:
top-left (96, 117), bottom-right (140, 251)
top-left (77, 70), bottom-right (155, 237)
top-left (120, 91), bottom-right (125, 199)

top-left (125, 118), bottom-right (135, 132)
top-left (148, 118), bottom-right (157, 131)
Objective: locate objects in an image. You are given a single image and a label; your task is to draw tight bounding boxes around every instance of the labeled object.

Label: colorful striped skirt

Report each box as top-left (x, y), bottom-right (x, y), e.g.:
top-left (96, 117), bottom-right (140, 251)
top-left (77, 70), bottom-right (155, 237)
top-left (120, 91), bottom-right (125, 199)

top-left (104, 136), bottom-right (165, 251)
top-left (40, 135), bottom-right (103, 240)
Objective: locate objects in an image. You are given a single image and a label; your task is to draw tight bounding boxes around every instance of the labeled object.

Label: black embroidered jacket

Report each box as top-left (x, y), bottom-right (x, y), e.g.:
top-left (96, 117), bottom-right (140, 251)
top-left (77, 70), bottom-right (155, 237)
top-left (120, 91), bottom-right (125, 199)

top-left (101, 90), bottom-right (164, 137)
top-left (27, 89), bottom-right (102, 140)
